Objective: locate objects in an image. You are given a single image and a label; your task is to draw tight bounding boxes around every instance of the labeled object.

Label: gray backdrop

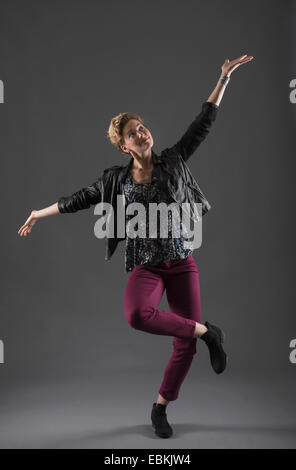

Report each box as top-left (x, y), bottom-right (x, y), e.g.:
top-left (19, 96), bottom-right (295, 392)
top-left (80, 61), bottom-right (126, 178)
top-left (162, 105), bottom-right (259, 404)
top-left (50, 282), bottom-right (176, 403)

top-left (1, 0), bottom-right (296, 449)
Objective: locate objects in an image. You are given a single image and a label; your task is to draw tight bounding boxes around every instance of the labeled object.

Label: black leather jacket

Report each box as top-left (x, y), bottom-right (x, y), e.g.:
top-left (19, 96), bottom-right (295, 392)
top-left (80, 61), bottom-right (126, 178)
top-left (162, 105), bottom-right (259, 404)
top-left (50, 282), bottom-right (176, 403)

top-left (58, 101), bottom-right (219, 261)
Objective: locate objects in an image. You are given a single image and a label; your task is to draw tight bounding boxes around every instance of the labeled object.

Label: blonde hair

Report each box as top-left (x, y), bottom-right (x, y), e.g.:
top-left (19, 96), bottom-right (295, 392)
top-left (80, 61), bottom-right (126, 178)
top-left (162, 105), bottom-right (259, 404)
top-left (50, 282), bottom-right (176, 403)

top-left (106, 112), bottom-right (145, 155)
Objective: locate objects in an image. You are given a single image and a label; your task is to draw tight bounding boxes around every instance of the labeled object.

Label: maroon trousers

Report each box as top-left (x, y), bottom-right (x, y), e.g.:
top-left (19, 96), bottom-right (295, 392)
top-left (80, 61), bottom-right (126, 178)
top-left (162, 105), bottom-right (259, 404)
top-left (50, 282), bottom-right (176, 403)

top-left (123, 255), bottom-right (201, 401)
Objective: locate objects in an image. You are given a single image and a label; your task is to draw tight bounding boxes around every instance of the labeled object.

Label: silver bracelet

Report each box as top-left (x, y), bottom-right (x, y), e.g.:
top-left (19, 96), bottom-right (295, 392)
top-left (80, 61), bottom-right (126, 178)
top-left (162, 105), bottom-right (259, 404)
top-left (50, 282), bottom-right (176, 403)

top-left (220, 75), bottom-right (230, 87)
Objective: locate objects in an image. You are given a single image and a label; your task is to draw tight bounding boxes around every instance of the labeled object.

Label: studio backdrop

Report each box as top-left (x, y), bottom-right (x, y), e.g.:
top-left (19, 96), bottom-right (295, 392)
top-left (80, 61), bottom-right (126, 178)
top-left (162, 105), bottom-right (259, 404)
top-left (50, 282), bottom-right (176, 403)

top-left (0, 0), bottom-right (295, 449)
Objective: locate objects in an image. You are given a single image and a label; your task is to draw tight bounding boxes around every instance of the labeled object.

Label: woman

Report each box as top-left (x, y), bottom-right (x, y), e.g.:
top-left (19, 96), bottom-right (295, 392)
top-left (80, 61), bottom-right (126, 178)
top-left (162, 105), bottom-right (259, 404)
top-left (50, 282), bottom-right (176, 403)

top-left (18, 54), bottom-right (254, 439)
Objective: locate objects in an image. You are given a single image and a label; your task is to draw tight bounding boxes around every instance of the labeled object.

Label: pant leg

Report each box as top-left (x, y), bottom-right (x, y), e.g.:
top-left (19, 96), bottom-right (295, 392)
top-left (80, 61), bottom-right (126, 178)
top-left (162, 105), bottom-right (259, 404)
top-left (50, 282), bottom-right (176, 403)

top-left (158, 255), bottom-right (201, 401)
top-left (123, 263), bottom-right (197, 339)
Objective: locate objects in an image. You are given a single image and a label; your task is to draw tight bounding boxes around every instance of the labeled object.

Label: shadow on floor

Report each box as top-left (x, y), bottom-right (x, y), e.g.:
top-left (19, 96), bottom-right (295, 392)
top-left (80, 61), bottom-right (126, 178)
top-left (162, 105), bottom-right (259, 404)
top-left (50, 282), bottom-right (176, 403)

top-left (19, 423), bottom-right (296, 448)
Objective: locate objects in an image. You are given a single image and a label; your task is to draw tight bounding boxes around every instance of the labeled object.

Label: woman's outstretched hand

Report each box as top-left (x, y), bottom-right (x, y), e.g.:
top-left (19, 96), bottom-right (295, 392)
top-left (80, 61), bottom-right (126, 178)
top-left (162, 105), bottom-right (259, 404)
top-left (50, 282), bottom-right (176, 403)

top-left (222, 54), bottom-right (254, 77)
top-left (18, 210), bottom-right (39, 237)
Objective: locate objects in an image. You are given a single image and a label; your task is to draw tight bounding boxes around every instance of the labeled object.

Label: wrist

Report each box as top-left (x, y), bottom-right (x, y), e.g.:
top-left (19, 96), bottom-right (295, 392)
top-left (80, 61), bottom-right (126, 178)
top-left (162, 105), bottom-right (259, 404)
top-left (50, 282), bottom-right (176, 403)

top-left (218, 73), bottom-right (231, 87)
top-left (32, 209), bottom-right (40, 219)
top-left (220, 71), bottom-right (231, 79)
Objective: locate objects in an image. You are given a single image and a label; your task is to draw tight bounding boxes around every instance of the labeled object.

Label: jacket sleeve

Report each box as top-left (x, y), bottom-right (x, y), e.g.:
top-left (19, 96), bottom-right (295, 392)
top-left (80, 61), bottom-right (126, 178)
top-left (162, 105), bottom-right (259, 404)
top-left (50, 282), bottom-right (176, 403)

top-left (57, 176), bottom-right (103, 213)
top-left (173, 101), bottom-right (219, 162)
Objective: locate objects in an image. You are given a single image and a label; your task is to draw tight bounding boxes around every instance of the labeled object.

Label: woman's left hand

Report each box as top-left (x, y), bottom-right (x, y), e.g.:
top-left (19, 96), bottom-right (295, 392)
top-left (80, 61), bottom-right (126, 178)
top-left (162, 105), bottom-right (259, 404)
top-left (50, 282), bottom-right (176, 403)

top-left (221, 54), bottom-right (254, 77)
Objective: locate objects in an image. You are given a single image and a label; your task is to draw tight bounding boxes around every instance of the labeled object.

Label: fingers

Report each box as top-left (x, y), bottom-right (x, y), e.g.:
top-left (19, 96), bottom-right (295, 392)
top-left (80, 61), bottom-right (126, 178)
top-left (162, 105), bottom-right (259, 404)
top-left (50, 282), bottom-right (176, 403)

top-left (238, 55), bottom-right (254, 63)
top-left (18, 213), bottom-right (35, 236)
top-left (232, 55), bottom-right (253, 65)
top-left (18, 224), bottom-right (30, 236)
top-left (18, 222), bottom-right (27, 235)
top-left (237, 56), bottom-right (254, 66)
top-left (18, 225), bottom-right (26, 235)
top-left (228, 55), bottom-right (247, 65)
top-left (228, 55), bottom-right (253, 73)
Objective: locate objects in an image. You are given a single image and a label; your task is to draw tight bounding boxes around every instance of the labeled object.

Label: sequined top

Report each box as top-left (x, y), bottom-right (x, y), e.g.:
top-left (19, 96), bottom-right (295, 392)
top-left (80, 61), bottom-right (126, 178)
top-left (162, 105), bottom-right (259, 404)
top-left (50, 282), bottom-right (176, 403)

top-left (123, 173), bottom-right (193, 272)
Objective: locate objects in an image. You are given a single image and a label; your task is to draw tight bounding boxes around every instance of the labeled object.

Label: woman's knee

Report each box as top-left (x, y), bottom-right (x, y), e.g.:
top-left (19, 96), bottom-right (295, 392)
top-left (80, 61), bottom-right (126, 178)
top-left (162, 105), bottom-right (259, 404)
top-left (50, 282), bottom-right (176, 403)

top-left (124, 305), bottom-right (155, 329)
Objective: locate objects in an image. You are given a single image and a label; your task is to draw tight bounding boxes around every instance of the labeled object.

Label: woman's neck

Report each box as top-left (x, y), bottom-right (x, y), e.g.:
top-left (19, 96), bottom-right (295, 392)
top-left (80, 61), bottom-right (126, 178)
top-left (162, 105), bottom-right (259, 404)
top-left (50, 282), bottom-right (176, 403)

top-left (131, 151), bottom-right (153, 171)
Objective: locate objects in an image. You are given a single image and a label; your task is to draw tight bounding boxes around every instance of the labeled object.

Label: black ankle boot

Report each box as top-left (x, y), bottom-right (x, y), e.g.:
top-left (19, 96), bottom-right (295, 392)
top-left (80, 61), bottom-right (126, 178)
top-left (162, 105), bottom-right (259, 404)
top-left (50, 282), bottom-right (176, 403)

top-left (200, 321), bottom-right (228, 374)
top-left (151, 403), bottom-right (173, 438)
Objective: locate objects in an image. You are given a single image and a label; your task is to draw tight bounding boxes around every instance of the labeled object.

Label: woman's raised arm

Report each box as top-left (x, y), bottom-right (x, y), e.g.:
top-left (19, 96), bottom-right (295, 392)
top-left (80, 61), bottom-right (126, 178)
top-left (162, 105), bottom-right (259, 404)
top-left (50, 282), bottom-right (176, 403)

top-left (169, 54), bottom-right (254, 162)
top-left (207, 54), bottom-right (254, 106)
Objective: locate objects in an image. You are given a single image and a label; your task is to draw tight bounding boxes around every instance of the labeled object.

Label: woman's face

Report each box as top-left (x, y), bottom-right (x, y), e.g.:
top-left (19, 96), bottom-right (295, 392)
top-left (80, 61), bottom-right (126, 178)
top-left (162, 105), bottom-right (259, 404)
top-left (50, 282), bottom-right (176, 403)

top-left (120, 119), bottom-right (154, 157)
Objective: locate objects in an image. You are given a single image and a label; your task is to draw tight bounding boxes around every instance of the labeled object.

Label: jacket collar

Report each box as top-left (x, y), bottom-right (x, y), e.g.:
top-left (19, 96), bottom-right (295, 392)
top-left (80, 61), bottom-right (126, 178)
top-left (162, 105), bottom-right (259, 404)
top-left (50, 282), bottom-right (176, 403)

top-left (118, 149), bottom-right (161, 183)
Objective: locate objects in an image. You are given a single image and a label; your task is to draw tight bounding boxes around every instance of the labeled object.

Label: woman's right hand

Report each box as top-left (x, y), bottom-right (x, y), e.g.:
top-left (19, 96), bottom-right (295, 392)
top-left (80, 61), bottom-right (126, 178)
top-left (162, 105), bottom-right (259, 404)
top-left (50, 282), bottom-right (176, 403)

top-left (18, 210), bottom-right (39, 237)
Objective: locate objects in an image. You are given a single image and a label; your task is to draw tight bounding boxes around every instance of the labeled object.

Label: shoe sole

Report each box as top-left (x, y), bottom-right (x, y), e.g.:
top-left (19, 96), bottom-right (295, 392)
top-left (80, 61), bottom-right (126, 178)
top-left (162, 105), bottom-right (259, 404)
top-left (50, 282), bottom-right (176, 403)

top-left (151, 422), bottom-right (173, 438)
top-left (204, 322), bottom-right (228, 374)
top-left (217, 327), bottom-right (226, 344)
top-left (219, 329), bottom-right (228, 372)
top-left (212, 326), bottom-right (228, 374)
